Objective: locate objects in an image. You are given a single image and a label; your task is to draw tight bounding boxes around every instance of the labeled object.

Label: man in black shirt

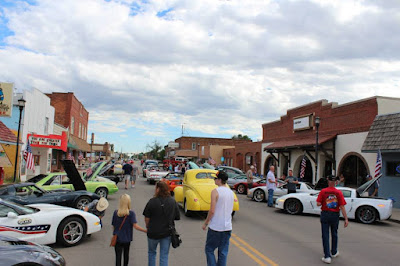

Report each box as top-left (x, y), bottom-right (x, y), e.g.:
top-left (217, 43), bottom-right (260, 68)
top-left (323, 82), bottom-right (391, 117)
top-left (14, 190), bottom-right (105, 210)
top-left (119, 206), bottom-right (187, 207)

top-left (122, 161), bottom-right (133, 190)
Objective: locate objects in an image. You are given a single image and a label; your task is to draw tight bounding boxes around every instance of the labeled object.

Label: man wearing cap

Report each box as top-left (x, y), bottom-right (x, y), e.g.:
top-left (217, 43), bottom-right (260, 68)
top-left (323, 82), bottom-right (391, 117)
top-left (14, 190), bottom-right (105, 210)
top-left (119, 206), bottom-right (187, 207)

top-left (246, 165), bottom-right (255, 192)
top-left (316, 175), bottom-right (349, 264)
top-left (84, 197), bottom-right (109, 227)
top-left (202, 171), bottom-right (234, 266)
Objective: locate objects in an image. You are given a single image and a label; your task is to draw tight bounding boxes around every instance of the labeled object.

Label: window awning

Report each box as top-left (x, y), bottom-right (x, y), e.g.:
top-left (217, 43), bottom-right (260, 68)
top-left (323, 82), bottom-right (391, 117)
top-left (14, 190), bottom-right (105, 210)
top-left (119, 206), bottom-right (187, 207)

top-left (264, 134), bottom-right (337, 152)
top-left (68, 135), bottom-right (91, 152)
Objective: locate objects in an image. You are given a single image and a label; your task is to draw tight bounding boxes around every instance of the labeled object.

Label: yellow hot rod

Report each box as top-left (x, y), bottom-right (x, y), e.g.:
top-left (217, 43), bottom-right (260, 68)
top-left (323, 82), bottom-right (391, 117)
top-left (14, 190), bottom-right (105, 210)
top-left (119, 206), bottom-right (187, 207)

top-left (173, 169), bottom-right (239, 216)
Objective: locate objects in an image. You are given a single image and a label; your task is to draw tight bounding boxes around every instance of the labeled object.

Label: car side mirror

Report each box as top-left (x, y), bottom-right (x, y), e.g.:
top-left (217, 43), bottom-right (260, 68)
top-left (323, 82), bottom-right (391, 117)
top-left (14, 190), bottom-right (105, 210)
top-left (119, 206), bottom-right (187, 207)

top-left (7, 212), bottom-right (18, 219)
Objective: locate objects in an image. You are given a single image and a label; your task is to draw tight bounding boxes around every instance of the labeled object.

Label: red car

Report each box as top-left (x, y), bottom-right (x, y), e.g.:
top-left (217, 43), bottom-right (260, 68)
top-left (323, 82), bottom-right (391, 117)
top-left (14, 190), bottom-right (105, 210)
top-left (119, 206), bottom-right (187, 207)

top-left (233, 179), bottom-right (266, 194)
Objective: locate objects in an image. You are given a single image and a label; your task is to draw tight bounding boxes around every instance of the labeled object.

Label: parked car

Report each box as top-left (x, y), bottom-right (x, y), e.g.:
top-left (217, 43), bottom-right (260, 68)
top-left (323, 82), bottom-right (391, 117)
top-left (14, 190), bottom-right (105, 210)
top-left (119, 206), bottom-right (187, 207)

top-left (96, 162), bottom-right (122, 184)
top-left (275, 177), bottom-right (393, 224)
top-left (233, 179), bottom-right (266, 194)
top-left (161, 173), bottom-right (184, 195)
top-left (247, 181), bottom-right (317, 202)
top-left (215, 166), bottom-right (245, 178)
top-left (173, 169), bottom-right (239, 217)
top-left (0, 235), bottom-right (65, 266)
top-left (0, 199), bottom-right (101, 246)
top-left (34, 160), bottom-right (118, 198)
top-left (0, 183), bottom-right (100, 210)
top-left (142, 160), bottom-right (158, 177)
top-left (146, 165), bottom-right (169, 184)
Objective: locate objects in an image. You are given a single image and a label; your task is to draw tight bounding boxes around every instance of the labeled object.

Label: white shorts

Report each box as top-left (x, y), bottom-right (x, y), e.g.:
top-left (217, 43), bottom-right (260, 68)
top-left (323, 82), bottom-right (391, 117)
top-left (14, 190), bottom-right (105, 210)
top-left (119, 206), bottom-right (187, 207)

top-left (124, 175), bottom-right (131, 181)
top-left (130, 175), bottom-right (137, 182)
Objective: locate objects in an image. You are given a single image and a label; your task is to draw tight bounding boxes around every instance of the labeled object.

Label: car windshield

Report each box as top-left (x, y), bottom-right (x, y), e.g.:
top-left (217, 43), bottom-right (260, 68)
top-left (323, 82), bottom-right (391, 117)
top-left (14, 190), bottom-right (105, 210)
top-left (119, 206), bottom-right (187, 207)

top-left (2, 200), bottom-right (37, 215)
top-left (196, 172), bottom-right (217, 179)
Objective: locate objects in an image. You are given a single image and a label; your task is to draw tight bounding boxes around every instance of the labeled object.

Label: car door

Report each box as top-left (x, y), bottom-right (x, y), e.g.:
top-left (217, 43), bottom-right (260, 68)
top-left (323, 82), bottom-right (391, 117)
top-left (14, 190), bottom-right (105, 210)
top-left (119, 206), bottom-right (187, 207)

top-left (274, 184), bottom-right (288, 198)
top-left (339, 189), bottom-right (353, 216)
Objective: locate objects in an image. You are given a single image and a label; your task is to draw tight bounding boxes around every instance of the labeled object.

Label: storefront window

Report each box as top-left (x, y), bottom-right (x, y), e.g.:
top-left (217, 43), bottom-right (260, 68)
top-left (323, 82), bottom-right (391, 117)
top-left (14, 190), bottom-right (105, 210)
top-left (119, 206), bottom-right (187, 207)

top-left (340, 154), bottom-right (368, 187)
top-left (386, 161), bottom-right (400, 177)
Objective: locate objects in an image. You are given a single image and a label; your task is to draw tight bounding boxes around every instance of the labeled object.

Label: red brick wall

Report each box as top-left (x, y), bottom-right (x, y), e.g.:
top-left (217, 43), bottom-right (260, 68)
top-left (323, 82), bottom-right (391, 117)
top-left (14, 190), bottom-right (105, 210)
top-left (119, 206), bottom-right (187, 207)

top-left (262, 98), bottom-right (378, 142)
top-left (176, 137), bottom-right (250, 150)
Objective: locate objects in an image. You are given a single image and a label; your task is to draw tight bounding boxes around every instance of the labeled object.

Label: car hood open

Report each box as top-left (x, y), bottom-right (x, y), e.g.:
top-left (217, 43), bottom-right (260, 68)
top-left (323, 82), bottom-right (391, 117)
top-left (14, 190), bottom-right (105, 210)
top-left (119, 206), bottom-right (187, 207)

top-left (356, 175), bottom-right (382, 196)
top-left (61, 160), bottom-right (86, 191)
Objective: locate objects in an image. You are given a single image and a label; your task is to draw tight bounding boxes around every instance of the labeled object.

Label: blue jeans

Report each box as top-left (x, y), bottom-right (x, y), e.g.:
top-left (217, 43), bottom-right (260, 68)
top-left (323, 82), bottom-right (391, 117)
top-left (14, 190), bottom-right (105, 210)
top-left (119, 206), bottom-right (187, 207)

top-left (148, 236), bottom-right (171, 266)
top-left (267, 189), bottom-right (274, 206)
top-left (205, 228), bottom-right (231, 266)
top-left (320, 211), bottom-right (340, 258)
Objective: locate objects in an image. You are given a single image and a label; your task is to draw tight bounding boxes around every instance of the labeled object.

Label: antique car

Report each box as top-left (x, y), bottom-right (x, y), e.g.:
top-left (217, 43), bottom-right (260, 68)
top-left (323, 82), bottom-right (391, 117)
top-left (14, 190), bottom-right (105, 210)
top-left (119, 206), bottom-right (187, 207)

top-left (0, 235), bottom-right (66, 266)
top-left (173, 169), bottom-right (239, 217)
top-left (0, 199), bottom-right (101, 246)
top-left (161, 173), bottom-right (184, 195)
top-left (0, 183), bottom-right (100, 210)
top-left (34, 160), bottom-right (118, 198)
top-left (233, 179), bottom-right (266, 194)
top-left (146, 165), bottom-right (169, 184)
top-left (275, 177), bottom-right (393, 224)
top-left (95, 162), bottom-right (123, 184)
top-left (142, 160), bottom-right (158, 177)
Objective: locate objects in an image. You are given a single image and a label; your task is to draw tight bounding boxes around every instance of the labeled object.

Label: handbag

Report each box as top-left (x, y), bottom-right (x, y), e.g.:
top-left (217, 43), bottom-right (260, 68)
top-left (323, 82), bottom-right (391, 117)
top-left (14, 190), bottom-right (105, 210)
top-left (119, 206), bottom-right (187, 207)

top-left (110, 215), bottom-right (127, 247)
top-left (159, 198), bottom-right (182, 248)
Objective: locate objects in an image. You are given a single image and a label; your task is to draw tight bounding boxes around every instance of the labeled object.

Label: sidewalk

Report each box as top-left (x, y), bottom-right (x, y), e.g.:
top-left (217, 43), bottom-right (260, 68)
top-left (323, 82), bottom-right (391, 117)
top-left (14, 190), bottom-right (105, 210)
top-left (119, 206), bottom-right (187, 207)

top-left (389, 207), bottom-right (400, 224)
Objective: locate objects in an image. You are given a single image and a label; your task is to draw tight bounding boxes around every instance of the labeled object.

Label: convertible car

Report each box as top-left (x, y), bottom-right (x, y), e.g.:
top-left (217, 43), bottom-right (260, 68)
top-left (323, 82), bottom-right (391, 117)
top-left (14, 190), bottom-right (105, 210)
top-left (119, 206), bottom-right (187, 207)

top-left (146, 165), bottom-right (169, 184)
top-left (173, 169), bottom-right (239, 217)
top-left (275, 177), bottom-right (393, 224)
top-left (0, 199), bottom-right (101, 246)
top-left (161, 173), bottom-right (184, 195)
top-left (247, 181), bottom-right (317, 202)
top-left (34, 160), bottom-right (118, 198)
top-left (0, 183), bottom-right (100, 210)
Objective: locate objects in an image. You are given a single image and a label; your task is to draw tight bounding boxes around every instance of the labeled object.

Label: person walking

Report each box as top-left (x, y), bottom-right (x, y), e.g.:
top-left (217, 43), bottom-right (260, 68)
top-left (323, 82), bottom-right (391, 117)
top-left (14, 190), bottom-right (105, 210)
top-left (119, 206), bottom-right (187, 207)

top-left (266, 165), bottom-right (277, 207)
top-left (202, 171), bottom-right (234, 266)
top-left (316, 175), bottom-right (349, 264)
top-left (246, 165), bottom-right (255, 193)
top-left (143, 181), bottom-right (180, 266)
top-left (112, 194), bottom-right (147, 266)
top-left (285, 169), bottom-right (298, 194)
top-left (131, 161), bottom-right (138, 188)
top-left (122, 161), bottom-right (133, 190)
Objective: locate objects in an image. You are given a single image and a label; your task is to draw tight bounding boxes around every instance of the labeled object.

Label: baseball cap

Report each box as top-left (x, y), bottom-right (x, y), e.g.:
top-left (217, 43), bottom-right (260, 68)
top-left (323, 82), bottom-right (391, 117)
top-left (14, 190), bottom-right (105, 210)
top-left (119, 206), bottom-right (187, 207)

top-left (327, 175), bottom-right (337, 181)
top-left (215, 171), bottom-right (228, 181)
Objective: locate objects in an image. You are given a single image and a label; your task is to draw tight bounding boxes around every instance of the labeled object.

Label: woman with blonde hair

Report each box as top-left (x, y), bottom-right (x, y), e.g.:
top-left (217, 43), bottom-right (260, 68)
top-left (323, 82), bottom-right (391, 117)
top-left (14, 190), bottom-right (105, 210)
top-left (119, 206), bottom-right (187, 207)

top-left (112, 194), bottom-right (147, 266)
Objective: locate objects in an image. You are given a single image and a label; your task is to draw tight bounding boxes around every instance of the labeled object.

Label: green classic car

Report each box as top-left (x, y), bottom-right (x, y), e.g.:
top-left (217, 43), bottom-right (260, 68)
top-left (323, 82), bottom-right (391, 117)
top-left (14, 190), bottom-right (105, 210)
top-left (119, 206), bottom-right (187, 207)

top-left (34, 160), bottom-right (118, 198)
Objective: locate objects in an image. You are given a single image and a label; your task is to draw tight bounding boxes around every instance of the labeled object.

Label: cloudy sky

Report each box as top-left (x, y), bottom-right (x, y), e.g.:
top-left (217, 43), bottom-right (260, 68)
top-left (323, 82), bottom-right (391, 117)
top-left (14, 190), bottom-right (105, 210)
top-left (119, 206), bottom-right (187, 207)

top-left (1, 0), bottom-right (400, 153)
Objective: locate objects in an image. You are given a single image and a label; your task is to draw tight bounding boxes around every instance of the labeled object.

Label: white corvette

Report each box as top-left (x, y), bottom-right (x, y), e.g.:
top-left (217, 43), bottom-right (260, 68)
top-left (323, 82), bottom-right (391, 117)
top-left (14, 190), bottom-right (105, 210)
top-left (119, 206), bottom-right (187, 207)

top-left (0, 199), bottom-right (101, 246)
top-left (275, 178), bottom-right (393, 224)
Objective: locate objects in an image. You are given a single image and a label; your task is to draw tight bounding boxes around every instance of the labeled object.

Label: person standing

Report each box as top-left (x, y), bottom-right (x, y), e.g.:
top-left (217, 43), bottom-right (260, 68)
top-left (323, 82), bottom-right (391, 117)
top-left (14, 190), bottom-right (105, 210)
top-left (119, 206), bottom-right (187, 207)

top-left (112, 194), bottom-right (147, 266)
top-left (143, 181), bottom-right (180, 266)
top-left (246, 165), bottom-right (255, 192)
top-left (131, 161), bottom-right (138, 188)
top-left (202, 171), bottom-right (234, 266)
top-left (366, 174), bottom-right (379, 196)
top-left (316, 175), bottom-right (349, 264)
top-left (267, 165), bottom-right (277, 207)
top-left (122, 161), bottom-right (133, 190)
top-left (285, 169), bottom-right (298, 194)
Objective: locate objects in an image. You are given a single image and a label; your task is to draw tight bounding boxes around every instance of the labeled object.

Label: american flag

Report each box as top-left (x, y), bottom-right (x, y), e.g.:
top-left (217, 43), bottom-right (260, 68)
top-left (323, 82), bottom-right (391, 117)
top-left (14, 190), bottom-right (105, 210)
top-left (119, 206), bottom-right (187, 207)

top-left (68, 152), bottom-right (75, 163)
top-left (300, 156), bottom-right (306, 180)
top-left (78, 152), bottom-right (84, 160)
top-left (23, 140), bottom-right (35, 170)
top-left (86, 167), bottom-right (93, 176)
top-left (374, 149), bottom-right (382, 185)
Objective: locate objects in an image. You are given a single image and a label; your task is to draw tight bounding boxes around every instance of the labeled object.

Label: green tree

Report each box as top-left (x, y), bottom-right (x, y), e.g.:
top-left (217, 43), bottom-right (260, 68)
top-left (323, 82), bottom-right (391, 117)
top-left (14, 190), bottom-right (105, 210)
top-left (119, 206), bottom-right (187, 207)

top-left (146, 140), bottom-right (164, 160)
top-left (232, 134), bottom-right (252, 141)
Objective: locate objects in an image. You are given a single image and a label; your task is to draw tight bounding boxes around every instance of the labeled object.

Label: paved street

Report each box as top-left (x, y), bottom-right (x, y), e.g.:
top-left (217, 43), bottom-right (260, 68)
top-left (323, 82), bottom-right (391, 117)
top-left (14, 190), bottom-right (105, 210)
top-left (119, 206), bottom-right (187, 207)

top-left (55, 173), bottom-right (400, 266)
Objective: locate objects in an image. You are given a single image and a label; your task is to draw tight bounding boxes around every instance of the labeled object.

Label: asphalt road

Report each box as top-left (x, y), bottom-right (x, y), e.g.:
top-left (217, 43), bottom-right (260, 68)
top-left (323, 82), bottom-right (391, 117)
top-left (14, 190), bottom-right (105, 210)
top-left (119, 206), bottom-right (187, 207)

top-left (54, 173), bottom-right (400, 266)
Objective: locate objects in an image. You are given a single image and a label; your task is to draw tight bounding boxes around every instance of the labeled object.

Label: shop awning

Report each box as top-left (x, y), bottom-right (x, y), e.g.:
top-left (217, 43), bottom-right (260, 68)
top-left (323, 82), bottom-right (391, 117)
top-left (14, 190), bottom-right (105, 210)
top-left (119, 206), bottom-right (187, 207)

top-left (0, 121), bottom-right (19, 145)
top-left (264, 134), bottom-right (337, 152)
top-left (175, 149), bottom-right (198, 157)
top-left (68, 135), bottom-right (91, 152)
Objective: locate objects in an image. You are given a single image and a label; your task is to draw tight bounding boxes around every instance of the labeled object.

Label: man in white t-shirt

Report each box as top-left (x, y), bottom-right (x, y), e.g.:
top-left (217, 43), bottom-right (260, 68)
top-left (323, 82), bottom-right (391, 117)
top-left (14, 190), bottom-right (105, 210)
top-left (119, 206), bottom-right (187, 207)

top-left (267, 165), bottom-right (277, 207)
top-left (202, 171), bottom-right (234, 266)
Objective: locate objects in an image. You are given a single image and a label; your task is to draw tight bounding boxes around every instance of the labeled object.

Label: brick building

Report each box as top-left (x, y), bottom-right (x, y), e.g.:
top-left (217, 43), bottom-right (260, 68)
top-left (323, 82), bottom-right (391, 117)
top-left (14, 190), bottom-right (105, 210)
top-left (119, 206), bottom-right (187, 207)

top-left (262, 96), bottom-right (400, 186)
top-left (223, 142), bottom-right (262, 174)
top-left (46, 92), bottom-right (90, 169)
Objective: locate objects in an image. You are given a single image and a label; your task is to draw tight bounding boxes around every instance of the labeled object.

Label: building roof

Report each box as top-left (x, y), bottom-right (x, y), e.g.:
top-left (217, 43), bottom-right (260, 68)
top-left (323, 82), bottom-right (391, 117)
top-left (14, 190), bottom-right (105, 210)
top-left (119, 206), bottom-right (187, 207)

top-left (264, 134), bottom-right (336, 152)
top-left (362, 112), bottom-right (400, 152)
top-left (0, 121), bottom-right (18, 144)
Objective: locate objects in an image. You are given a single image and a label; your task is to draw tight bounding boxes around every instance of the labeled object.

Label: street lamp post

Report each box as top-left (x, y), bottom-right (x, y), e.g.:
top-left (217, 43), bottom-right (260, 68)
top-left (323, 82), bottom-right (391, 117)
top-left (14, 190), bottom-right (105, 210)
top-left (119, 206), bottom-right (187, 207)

top-left (13, 97), bottom-right (26, 182)
top-left (315, 116), bottom-right (320, 184)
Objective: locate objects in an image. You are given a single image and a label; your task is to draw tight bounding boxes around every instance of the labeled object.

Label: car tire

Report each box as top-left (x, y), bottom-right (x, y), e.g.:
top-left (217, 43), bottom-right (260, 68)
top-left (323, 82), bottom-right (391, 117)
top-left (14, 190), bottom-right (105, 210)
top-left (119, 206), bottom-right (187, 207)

top-left (95, 187), bottom-right (108, 198)
top-left (284, 198), bottom-right (303, 215)
top-left (237, 184), bottom-right (246, 194)
top-left (75, 196), bottom-right (91, 210)
top-left (356, 205), bottom-right (378, 224)
top-left (57, 216), bottom-right (86, 247)
top-left (253, 189), bottom-right (265, 202)
top-left (184, 199), bottom-right (192, 217)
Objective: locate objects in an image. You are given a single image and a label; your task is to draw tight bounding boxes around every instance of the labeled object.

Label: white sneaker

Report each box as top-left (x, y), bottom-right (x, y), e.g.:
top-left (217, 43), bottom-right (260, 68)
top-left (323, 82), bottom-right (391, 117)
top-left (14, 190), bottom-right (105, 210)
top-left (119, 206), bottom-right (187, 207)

top-left (322, 257), bottom-right (331, 264)
top-left (332, 251), bottom-right (339, 258)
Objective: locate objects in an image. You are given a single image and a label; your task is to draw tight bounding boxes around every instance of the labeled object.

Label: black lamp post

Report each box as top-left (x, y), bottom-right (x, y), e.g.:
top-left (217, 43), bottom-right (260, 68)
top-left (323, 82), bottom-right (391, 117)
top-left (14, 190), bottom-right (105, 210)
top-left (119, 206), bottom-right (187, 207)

top-left (315, 116), bottom-right (320, 184)
top-left (13, 97), bottom-right (26, 182)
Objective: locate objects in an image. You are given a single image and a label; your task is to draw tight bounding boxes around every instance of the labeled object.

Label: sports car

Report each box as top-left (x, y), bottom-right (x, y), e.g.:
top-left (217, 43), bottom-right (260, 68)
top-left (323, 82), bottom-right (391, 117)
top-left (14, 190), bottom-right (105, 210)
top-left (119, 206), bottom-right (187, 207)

top-left (275, 177), bottom-right (393, 224)
top-left (173, 169), bottom-right (239, 217)
top-left (146, 165), bottom-right (169, 184)
top-left (247, 181), bottom-right (317, 202)
top-left (0, 183), bottom-right (100, 210)
top-left (161, 173), bottom-right (184, 195)
top-left (34, 160), bottom-right (118, 198)
top-left (0, 199), bottom-right (101, 246)
top-left (234, 179), bottom-right (266, 194)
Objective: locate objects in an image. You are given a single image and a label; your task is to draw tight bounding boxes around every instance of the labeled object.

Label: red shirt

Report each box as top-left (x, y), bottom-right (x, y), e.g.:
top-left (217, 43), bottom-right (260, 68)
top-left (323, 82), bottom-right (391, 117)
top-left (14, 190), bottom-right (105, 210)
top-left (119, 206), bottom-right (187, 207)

top-left (316, 187), bottom-right (346, 212)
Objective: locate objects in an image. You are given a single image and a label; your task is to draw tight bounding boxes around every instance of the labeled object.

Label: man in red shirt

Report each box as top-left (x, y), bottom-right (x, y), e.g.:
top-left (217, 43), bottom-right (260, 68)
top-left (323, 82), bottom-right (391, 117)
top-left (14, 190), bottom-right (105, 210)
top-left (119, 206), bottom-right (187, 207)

top-left (316, 175), bottom-right (349, 264)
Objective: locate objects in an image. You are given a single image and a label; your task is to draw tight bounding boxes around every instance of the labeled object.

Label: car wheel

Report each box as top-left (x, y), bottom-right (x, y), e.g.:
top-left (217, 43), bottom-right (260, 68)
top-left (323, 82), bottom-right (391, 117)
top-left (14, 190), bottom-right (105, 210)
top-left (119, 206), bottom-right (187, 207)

top-left (253, 189), bottom-right (265, 202)
top-left (75, 196), bottom-right (91, 210)
top-left (95, 187), bottom-right (108, 198)
top-left (356, 206), bottom-right (377, 224)
top-left (184, 199), bottom-right (192, 217)
top-left (284, 198), bottom-right (303, 215)
top-left (237, 184), bottom-right (246, 194)
top-left (57, 217), bottom-right (86, 247)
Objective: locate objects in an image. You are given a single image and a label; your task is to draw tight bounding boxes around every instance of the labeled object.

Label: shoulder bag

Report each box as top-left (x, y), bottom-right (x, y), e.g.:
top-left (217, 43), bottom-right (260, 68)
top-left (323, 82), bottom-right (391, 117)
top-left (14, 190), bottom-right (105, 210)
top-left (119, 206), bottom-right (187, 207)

top-left (110, 215), bottom-right (127, 247)
top-left (159, 198), bottom-right (182, 248)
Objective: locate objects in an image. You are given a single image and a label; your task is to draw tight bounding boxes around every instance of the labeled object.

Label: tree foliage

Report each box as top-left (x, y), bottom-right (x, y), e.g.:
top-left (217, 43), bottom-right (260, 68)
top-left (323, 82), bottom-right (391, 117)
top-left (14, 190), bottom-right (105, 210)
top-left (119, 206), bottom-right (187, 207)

top-left (232, 134), bottom-right (252, 141)
top-left (146, 140), bottom-right (165, 160)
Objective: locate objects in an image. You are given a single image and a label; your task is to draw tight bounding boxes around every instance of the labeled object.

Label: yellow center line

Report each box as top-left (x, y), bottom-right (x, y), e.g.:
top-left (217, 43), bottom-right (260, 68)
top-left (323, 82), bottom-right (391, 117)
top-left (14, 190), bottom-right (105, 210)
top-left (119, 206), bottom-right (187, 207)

top-left (232, 233), bottom-right (279, 266)
top-left (230, 238), bottom-right (267, 266)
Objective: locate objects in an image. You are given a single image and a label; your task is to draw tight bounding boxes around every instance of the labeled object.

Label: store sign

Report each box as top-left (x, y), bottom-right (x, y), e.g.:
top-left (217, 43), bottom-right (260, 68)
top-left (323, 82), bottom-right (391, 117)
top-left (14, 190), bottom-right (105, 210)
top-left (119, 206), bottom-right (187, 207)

top-left (168, 141), bottom-right (179, 148)
top-left (293, 115), bottom-right (311, 131)
top-left (0, 82), bottom-right (14, 117)
top-left (28, 131), bottom-right (68, 152)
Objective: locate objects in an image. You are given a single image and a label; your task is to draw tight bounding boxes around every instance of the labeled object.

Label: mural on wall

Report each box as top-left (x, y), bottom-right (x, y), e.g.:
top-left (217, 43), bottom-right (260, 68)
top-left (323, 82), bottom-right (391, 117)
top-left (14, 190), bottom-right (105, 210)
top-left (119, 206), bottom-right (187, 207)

top-left (0, 145), bottom-right (12, 166)
top-left (0, 83), bottom-right (14, 117)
